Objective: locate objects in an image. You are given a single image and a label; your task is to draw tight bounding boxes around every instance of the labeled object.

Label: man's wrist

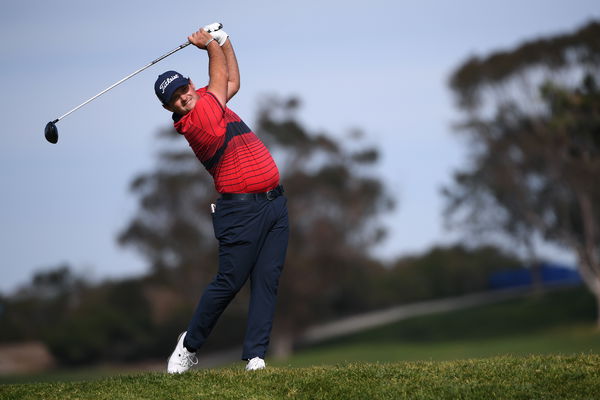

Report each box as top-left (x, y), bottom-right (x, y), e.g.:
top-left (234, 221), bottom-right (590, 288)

top-left (204, 37), bottom-right (215, 47)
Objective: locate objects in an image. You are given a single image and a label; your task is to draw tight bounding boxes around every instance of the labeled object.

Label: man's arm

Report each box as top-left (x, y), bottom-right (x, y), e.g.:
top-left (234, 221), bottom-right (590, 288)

top-left (204, 26), bottom-right (240, 103)
top-left (221, 40), bottom-right (240, 102)
top-left (188, 28), bottom-right (229, 108)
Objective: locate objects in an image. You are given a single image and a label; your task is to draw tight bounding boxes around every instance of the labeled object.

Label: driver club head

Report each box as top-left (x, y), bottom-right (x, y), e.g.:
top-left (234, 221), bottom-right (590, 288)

top-left (45, 121), bottom-right (58, 144)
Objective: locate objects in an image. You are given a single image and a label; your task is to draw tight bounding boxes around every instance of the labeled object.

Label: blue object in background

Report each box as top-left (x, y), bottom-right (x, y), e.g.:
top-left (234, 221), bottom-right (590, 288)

top-left (489, 261), bottom-right (582, 289)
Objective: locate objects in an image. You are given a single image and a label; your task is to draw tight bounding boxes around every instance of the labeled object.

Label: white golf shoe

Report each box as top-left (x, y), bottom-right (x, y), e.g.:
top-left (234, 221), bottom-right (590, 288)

top-left (167, 331), bottom-right (198, 374)
top-left (245, 357), bottom-right (266, 371)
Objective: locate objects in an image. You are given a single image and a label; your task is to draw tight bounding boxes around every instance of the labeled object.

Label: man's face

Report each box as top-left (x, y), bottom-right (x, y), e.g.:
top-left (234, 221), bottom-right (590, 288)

top-left (164, 82), bottom-right (199, 115)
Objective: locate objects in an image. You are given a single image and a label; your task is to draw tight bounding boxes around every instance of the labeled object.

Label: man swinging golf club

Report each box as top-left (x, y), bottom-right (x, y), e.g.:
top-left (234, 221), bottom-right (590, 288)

top-left (156, 23), bottom-right (289, 373)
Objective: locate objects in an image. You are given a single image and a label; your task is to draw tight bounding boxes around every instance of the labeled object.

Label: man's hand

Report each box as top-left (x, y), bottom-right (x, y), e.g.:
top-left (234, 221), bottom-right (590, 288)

top-left (203, 22), bottom-right (223, 33)
top-left (188, 28), bottom-right (217, 50)
top-left (210, 30), bottom-right (229, 46)
top-left (203, 22), bottom-right (229, 46)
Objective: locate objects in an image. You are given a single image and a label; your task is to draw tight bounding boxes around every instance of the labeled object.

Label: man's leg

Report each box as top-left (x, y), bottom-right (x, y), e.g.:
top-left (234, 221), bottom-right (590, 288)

top-left (184, 199), bottom-right (272, 352)
top-left (242, 196), bottom-right (289, 360)
top-left (183, 248), bottom-right (252, 352)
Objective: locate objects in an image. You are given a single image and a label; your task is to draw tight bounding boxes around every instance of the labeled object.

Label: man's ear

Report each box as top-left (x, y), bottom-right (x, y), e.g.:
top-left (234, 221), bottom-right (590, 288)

top-left (189, 79), bottom-right (196, 90)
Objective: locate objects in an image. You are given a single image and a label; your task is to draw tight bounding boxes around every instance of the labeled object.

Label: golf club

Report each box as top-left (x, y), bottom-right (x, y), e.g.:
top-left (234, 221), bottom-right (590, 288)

top-left (44, 39), bottom-right (196, 144)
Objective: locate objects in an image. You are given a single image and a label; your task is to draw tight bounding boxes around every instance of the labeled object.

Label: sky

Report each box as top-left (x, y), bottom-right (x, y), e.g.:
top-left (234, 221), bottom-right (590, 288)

top-left (1, 0), bottom-right (598, 293)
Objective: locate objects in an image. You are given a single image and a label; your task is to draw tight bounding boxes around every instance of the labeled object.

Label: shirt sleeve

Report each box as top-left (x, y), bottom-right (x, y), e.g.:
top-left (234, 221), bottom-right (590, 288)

top-left (188, 90), bottom-right (227, 137)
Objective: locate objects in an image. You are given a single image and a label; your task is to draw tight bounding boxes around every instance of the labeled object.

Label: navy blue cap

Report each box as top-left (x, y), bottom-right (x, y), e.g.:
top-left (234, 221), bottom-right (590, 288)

top-left (154, 70), bottom-right (189, 105)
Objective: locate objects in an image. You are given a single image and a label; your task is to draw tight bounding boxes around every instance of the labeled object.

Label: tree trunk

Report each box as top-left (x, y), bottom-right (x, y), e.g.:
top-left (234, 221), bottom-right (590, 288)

top-left (524, 237), bottom-right (543, 294)
top-left (597, 294), bottom-right (600, 329)
top-left (270, 330), bottom-right (295, 360)
top-left (575, 191), bottom-right (600, 327)
top-left (576, 256), bottom-right (600, 328)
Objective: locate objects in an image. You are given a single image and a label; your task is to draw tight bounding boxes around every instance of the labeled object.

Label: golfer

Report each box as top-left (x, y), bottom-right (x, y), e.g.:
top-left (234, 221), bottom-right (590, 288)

top-left (155, 24), bottom-right (289, 373)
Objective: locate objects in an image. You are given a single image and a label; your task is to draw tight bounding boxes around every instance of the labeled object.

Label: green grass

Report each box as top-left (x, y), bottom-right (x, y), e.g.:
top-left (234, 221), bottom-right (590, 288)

top-left (3, 286), bottom-right (600, 398)
top-left (276, 286), bottom-right (600, 366)
top-left (277, 324), bottom-right (600, 367)
top-left (2, 355), bottom-right (600, 399)
top-left (315, 286), bottom-right (597, 345)
top-left (0, 366), bottom-right (130, 385)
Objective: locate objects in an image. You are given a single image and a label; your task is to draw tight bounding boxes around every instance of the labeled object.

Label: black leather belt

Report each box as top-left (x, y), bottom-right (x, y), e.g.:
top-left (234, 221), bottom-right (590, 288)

top-left (220, 185), bottom-right (284, 201)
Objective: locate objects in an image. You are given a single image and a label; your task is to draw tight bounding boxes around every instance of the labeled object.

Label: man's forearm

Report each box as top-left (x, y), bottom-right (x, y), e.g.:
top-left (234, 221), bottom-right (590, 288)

top-left (187, 27), bottom-right (229, 107)
top-left (222, 40), bottom-right (240, 101)
top-left (206, 41), bottom-right (229, 107)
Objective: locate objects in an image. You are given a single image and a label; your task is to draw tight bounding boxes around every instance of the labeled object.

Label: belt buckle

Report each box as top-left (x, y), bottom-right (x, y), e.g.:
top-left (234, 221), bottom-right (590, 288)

top-left (266, 190), bottom-right (275, 201)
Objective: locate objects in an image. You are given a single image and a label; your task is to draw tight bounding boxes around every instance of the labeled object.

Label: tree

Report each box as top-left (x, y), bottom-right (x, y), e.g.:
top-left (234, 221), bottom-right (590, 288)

top-left (381, 245), bottom-right (523, 304)
top-left (255, 97), bottom-right (394, 355)
top-left (0, 264), bottom-right (85, 343)
top-left (118, 127), bottom-right (219, 301)
top-left (44, 278), bottom-right (155, 365)
top-left (444, 21), bottom-right (600, 322)
top-left (118, 96), bottom-right (394, 357)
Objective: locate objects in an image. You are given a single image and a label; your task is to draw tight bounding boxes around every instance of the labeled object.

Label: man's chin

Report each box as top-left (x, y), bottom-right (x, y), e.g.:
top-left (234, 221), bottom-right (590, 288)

top-left (183, 103), bottom-right (195, 114)
top-left (176, 105), bottom-right (193, 115)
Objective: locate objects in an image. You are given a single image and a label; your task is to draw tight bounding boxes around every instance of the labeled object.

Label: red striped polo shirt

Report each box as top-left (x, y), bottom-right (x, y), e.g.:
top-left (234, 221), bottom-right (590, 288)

top-left (173, 87), bottom-right (280, 194)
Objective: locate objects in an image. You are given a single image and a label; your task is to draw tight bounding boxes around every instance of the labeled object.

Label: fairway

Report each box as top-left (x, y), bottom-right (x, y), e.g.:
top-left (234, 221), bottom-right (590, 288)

top-left (2, 286), bottom-right (598, 385)
top-left (278, 286), bottom-right (600, 367)
top-left (277, 324), bottom-right (600, 367)
top-left (1, 355), bottom-right (599, 400)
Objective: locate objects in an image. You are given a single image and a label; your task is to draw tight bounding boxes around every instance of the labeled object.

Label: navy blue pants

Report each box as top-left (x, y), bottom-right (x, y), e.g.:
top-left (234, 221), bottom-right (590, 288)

top-left (183, 194), bottom-right (289, 360)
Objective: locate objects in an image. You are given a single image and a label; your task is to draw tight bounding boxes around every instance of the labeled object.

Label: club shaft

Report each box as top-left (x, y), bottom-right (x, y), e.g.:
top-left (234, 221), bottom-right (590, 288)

top-left (56, 41), bottom-right (191, 122)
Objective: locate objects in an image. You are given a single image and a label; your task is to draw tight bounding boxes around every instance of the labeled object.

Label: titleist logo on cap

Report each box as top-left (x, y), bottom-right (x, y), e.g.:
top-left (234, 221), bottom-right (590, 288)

top-left (159, 74), bottom-right (179, 94)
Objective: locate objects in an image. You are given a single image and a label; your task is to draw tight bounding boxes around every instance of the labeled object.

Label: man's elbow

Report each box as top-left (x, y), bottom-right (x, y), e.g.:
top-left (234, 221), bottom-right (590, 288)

top-left (228, 81), bottom-right (240, 99)
top-left (232, 83), bottom-right (241, 96)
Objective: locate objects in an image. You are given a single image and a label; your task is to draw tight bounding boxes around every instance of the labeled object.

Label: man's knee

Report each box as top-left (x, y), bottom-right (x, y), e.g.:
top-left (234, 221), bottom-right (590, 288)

top-left (252, 265), bottom-right (283, 292)
top-left (213, 271), bottom-right (246, 295)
